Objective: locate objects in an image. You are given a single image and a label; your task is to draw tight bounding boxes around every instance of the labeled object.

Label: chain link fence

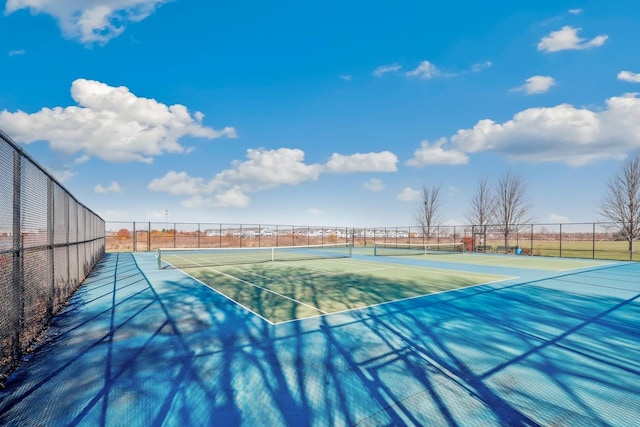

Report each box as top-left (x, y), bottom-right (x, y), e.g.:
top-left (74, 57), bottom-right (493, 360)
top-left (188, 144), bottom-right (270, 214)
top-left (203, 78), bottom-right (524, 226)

top-left (0, 130), bottom-right (105, 385)
top-left (105, 221), bottom-right (638, 262)
top-left (469, 222), bottom-right (638, 261)
top-left (105, 222), bottom-right (467, 252)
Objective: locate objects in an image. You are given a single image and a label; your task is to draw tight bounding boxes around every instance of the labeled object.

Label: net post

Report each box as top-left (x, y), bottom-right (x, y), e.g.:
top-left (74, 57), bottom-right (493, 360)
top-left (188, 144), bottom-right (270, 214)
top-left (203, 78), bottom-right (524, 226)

top-left (156, 248), bottom-right (161, 269)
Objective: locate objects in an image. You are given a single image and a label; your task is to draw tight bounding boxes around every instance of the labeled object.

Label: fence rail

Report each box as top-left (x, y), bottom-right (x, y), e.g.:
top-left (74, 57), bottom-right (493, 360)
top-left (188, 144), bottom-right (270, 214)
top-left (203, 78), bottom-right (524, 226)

top-left (0, 129), bottom-right (105, 384)
top-left (105, 221), bottom-right (639, 261)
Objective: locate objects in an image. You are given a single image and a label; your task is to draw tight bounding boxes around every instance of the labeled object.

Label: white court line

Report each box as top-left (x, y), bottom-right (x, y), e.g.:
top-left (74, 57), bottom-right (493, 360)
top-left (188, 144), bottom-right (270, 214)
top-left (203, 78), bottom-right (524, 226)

top-left (276, 257), bottom-right (518, 284)
top-left (192, 256), bottom-right (274, 281)
top-left (168, 255), bottom-right (328, 320)
top-left (166, 252), bottom-right (518, 324)
top-left (167, 252), bottom-right (273, 280)
top-left (198, 265), bottom-right (328, 315)
top-left (274, 276), bottom-right (516, 326)
top-left (311, 256), bottom-right (519, 281)
top-left (178, 270), bottom-right (275, 325)
top-left (404, 252), bottom-right (615, 272)
top-left (276, 260), bottom-right (391, 276)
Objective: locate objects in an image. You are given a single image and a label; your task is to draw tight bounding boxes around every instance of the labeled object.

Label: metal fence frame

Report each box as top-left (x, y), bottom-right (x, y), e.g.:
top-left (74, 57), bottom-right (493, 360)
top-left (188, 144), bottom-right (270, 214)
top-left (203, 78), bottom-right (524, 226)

top-left (105, 221), bottom-right (638, 261)
top-left (0, 129), bottom-right (105, 384)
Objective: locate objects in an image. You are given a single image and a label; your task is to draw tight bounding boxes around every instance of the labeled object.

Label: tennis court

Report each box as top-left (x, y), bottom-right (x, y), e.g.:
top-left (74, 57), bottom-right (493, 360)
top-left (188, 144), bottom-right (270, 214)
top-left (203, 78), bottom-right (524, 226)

top-left (1, 247), bottom-right (639, 426)
top-left (369, 242), bottom-right (614, 271)
top-left (163, 254), bottom-right (512, 323)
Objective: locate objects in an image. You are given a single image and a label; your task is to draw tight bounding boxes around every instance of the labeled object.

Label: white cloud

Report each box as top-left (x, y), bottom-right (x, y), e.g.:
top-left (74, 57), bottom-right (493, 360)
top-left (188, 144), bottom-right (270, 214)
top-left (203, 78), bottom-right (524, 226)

top-left (511, 75), bottom-right (556, 94)
top-left (375, 60), bottom-right (485, 80)
top-left (406, 138), bottom-right (468, 166)
top-left (537, 26), bottom-right (608, 53)
top-left (8, 49), bottom-right (25, 57)
top-left (182, 188), bottom-right (250, 209)
top-left (325, 151), bottom-right (398, 173)
top-left (397, 187), bottom-right (420, 202)
top-left (618, 71), bottom-right (640, 83)
top-left (147, 171), bottom-right (209, 195)
top-left (149, 148), bottom-right (323, 207)
top-left (216, 148), bottom-right (323, 191)
top-left (472, 61), bottom-right (493, 72)
top-left (148, 148), bottom-right (399, 208)
top-left (340, 75), bottom-right (352, 81)
top-left (363, 178), bottom-right (385, 192)
top-left (549, 213), bottom-right (569, 222)
top-left (373, 64), bottom-right (402, 77)
top-left (450, 93), bottom-right (640, 166)
top-left (50, 168), bottom-right (76, 183)
top-left (307, 208), bottom-right (324, 216)
top-left (568, 8), bottom-right (583, 15)
top-left (406, 61), bottom-right (439, 79)
top-left (5, 0), bottom-right (168, 45)
top-left (94, 181), bottom-right (122, 194)
top-left (0, 79), bottom-right (236, 163)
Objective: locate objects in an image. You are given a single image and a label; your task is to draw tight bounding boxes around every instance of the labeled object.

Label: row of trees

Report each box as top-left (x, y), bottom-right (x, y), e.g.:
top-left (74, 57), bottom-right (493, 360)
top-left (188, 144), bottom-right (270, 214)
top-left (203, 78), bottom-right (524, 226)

top-left (417, 170), bottom-right (532, 249)
top-left (416, 151), bottom-right (640, 253)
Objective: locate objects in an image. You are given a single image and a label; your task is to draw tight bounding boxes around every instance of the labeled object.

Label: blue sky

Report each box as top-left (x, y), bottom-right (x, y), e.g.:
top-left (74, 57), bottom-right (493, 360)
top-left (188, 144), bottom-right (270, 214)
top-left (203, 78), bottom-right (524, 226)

top-left (2, 0), bottom-right (640, 227)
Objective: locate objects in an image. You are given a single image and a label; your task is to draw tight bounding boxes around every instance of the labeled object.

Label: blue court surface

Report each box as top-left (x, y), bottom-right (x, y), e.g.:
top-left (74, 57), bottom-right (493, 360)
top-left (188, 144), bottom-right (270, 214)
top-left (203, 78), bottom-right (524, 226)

top-left (1, 252), bottom-right (639, 426)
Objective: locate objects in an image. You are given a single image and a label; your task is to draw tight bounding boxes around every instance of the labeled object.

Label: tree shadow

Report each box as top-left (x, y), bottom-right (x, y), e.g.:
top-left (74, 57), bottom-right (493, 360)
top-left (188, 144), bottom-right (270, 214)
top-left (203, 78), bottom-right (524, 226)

top-left (1, 254), bottom-right (639, 426)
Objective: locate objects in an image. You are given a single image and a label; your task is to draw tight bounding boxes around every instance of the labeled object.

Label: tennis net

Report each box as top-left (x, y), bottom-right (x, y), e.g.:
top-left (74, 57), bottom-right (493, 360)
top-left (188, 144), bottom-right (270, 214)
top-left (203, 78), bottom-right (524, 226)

top-left (157, 243), bottom-right (352, 269)
top-left (373, 242), bottom-right (465, 256)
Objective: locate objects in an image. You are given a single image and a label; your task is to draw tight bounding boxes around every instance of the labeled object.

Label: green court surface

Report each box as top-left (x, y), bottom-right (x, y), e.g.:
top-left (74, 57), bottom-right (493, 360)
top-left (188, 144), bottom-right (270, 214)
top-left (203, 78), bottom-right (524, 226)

top-left (365, 248), bottom-right (613, 271)
top-left (179, 258), bottom-right (511, 324)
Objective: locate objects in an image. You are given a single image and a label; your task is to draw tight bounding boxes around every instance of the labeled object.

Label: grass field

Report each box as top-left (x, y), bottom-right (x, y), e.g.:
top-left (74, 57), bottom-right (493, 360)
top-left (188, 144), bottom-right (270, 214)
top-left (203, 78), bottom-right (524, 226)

top-left (179, 258), bottom-right (511, 323)
top-left (516, 240), bottom-right (639, 261)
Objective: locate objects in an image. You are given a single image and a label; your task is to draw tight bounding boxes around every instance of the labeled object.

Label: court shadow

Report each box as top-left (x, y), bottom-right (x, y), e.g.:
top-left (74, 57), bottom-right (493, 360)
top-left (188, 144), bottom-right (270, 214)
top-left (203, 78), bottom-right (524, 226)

top-left (1, 255), bottom-right (638, 426)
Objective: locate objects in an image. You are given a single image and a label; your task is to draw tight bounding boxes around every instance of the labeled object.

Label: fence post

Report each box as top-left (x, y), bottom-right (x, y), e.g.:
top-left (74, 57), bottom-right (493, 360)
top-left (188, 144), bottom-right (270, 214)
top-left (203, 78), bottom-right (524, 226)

top-left (10, 150), bottom-right (22, 366)
top-left (47, 178), bottom-right (54, 318)
top-left (592, 223), bottom-right (595, 259)
top-left (559, 223), bottom-right (563, 258)
top-left (529, 224), bottom-right (533, 256)
top-left (65, 193), bottom-right (70, 290)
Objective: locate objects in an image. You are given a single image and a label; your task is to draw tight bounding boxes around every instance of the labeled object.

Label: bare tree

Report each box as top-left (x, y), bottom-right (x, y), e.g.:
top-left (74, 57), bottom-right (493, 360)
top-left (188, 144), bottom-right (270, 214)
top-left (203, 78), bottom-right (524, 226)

top-left (599, 151), bottom-right (640, 255)
top-left (465, 176), bottom-right (495, 226)
top-left (494, 170), bottom-right (532, 249)
top-left (465, 176), bottom-right (495, 250)
top-left (415, 184), bottom-right (443, 242)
